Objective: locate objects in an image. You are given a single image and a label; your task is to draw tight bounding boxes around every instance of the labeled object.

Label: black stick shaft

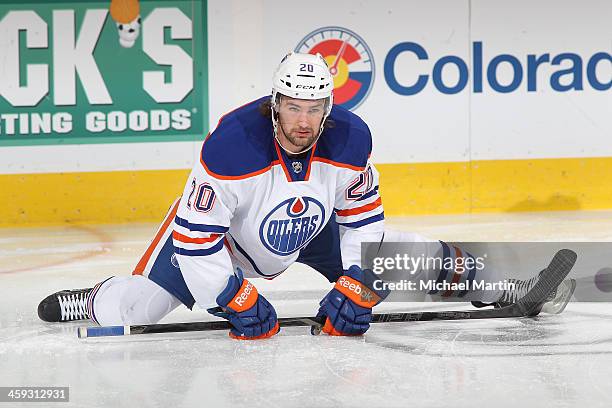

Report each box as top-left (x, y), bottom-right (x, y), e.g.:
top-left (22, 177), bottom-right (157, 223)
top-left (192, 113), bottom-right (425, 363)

top-left (131, 316), bottom-right (324, 335)
top-left (135, 310), bottom-right (505, 335)
top-left (80, 307), bottom-right (521, 338)
top-left (80, 249), bottom-right (576, 339)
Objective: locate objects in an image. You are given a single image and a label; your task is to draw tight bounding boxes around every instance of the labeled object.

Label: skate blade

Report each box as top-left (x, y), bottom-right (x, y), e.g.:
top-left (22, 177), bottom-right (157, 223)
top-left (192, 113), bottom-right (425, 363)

top-left (541, 279), bottom-right (576, 314)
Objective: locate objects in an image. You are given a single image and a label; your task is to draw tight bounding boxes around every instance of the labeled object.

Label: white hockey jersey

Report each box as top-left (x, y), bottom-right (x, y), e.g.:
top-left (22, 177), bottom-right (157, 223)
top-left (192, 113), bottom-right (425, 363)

top-left (173, 96), bottom-right (385, 308)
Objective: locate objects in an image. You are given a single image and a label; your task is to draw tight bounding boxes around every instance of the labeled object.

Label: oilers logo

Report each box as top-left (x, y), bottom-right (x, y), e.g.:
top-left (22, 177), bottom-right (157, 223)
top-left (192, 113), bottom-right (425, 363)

top-left (260, 197), bottom-right (326, 256)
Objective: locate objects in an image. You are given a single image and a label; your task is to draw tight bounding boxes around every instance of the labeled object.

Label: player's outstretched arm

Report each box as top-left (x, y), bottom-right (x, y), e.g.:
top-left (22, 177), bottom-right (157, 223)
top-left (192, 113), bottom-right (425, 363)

top-left (208, 268), bottom-right (279, 340)
top-left (317, 265), bottom-right (390, 336)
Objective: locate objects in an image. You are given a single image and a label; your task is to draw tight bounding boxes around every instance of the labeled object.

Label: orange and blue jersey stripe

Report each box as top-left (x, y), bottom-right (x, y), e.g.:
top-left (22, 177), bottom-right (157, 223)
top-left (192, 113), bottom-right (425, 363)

top-left (173, 216), bottom-right (228, 257)
top-left (335, 190), bottom-right (384, 228)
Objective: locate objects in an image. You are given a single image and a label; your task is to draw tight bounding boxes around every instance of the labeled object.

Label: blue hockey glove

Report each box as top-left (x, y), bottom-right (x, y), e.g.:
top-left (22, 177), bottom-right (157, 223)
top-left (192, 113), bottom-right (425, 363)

top-left (316, 265), bottom-right (390, 336)
top-left (208, 269), bottom-right (279, 340)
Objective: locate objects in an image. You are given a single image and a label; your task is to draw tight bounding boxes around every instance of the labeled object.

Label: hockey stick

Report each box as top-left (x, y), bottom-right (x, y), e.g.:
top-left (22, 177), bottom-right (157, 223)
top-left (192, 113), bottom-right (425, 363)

top-left (78, 248), bottom-right (576, 339)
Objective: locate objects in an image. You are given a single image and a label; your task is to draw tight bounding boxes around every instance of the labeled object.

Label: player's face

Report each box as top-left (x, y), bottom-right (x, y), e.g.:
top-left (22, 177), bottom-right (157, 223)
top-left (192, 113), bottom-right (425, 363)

top-left (276, 97), bottom-right (326, 153)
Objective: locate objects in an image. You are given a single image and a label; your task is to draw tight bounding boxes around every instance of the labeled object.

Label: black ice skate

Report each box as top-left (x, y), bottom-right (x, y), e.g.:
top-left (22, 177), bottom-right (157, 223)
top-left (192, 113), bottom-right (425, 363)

top-left (472, 273), bottom-right (576, 316)
top-left (37, 288), bottom-right (93, 322)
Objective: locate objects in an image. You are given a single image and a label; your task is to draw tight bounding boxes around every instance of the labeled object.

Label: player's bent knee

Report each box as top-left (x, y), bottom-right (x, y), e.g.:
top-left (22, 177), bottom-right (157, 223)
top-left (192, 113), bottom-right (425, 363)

top-left (93, 275), bottom-right (180, 326)
top-left (117, 276), bottom-right (181, 325)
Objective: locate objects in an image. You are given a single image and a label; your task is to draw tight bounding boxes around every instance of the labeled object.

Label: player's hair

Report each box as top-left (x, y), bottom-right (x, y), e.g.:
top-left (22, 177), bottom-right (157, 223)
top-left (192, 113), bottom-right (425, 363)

top-left (258, 98), bottom-right (335, 130)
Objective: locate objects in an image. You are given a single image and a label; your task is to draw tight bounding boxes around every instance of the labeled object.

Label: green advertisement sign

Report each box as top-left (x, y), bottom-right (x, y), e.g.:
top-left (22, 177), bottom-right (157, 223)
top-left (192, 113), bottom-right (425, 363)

top-left (0, 0), bottom-right (207, 146)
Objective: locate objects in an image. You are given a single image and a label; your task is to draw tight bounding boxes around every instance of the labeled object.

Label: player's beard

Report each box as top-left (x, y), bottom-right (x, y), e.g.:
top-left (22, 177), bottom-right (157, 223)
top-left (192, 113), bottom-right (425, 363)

top-left (279, 122), bottom-right (319, 150)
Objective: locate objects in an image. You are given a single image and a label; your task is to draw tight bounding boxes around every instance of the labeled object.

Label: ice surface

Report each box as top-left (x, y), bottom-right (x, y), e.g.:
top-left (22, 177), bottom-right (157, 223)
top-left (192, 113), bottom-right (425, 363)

top-left (1, 211), bottom-right (611, 408)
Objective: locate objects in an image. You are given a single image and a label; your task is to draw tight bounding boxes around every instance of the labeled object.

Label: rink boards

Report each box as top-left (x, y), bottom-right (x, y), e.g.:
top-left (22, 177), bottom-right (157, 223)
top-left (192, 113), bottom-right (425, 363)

top-left (0, 0), bottom-right (610, 225)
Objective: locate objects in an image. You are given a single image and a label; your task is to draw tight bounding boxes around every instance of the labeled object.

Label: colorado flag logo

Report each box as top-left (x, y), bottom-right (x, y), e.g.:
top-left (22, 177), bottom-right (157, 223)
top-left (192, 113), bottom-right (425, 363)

top-left (296, 26), bottom-right (375, 110)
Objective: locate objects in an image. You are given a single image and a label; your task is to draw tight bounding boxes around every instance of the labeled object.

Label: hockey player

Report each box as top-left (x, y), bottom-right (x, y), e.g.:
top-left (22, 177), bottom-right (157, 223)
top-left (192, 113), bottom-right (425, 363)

top-left (37, 52), bottom-right (575, 339)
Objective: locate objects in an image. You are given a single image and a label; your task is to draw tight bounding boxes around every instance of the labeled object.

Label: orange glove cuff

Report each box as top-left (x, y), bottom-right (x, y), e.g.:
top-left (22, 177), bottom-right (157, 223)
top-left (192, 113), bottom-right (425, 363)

top-left (229, 322), bottom-right (280, 340)
top-left (322, 318), bottom-right (363, 337)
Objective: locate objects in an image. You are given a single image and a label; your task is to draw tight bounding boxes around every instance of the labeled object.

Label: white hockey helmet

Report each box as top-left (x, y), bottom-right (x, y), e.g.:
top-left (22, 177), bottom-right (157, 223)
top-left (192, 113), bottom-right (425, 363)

top-left (272, 52), bottom-right (334, 104)
top-left (271, 52), bottom-right (334, 153)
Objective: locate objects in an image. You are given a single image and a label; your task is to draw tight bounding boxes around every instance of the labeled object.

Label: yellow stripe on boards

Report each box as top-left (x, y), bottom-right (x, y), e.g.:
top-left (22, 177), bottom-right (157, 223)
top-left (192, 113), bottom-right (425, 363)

top-left (1, 156), bottom-right (611, 226)
top-left (378, 156), bottom-right (612, 215)
top-left (376, 162), bottom-right (471, 215)
top-left (470, 157), bottom-right (612, 213)
top-left (0, 170), bottom-right (190, 227)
